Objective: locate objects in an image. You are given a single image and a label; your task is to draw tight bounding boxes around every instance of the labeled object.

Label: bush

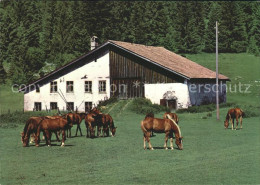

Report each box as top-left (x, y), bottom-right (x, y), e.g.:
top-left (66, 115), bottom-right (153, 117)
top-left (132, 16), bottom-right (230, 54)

top-left (97, 97), bottom-right (118, 108)
top-left (0, 111), bottom-right (57, 128)
top-left (129, 98), bottom-right (169, 114)
top-left (177, 102), bottom-right (239, 114)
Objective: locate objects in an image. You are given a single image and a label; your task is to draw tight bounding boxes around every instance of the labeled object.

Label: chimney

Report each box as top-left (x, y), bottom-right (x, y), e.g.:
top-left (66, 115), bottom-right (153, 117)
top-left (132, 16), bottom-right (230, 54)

top-left (90, 36), bottom-right (99, 50)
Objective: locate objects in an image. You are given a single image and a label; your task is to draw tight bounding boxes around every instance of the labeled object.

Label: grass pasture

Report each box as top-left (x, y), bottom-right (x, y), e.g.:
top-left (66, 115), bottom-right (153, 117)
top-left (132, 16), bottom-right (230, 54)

top-left (1, 53), bottom-right (260, 184)
top-left (0, 105), bottom-right (260, 185)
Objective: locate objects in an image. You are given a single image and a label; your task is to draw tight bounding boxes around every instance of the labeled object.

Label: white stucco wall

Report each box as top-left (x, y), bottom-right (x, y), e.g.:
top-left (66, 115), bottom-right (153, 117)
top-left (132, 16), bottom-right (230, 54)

top-left (144, 83), bottom-right (191, 109)
top-left (24, 51), bottom-right (110, 112)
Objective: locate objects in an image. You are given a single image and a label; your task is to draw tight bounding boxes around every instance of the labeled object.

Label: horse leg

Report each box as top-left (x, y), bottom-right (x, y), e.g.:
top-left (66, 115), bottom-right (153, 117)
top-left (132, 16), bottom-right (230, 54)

top-left (45, 130), bottom-right (51, 146)
top-left (170, 132), bottom-right (174, 150)
top-left (235, 116), bottom-right (239, 130)
top-left (97, 125), bottom-right (101, 137)
top-left (54, 132), bottom-right (60, 142)
top-left (143, 136), bottom-right (146, 150)
top-left (231, 118), bottom-right (234, 130)
top-left (164, 132), bottom-right (169, 150)
top-left (240, 117), bottom-right (243, 129)
top-left (79, 125), bottom-right (83, 136)
top-left (146, 135), bottom-right (153, 150)
top-left (61, 129), bottom-right (65, 147)
top-left (75, 125), bottom-right (78, 136)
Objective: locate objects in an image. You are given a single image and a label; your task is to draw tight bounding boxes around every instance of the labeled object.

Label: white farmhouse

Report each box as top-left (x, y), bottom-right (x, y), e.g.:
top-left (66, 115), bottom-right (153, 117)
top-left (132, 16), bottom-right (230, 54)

top-left (21, 38), bottom-right (229, 112)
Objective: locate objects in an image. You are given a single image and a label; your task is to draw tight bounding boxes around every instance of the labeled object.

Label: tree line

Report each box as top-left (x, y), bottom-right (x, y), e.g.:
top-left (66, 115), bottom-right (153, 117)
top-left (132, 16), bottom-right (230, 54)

top-left (0, 1), bottom-right (259, 84)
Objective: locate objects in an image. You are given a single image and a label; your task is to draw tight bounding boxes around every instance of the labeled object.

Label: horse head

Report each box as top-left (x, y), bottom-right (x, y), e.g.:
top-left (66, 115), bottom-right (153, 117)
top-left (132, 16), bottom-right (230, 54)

top-left (224, 120), bottom-right (229, 129)
top-left (111, 127), bottom-right (117, 137)
top-left (175, 136), bottom-right (183, 150)
top-left (145, 112), bottom-right (154, 119)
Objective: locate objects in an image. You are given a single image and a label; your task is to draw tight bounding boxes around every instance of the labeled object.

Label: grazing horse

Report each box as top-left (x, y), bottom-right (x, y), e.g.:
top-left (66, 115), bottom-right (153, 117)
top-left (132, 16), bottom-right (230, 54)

top-left (35, 117), bottom-right (73, 147)
top-left (100, 114), bottom-right (117, 137)
top-left (85, 108), bottom-right (102, 138)
top-left (66, 113), bottom-right (85, 137)
top-left (21, 116), bottom-right (60, 147)
top-left (163, 112), bottom-right (179, 124)
top-left (224, 108), bottom-right (245, 130)
top-left (141, 113), bottom-right (183, 150)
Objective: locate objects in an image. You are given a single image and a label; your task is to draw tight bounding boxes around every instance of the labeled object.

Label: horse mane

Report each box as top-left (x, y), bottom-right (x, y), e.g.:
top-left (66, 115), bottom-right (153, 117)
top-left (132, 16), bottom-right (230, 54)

top-left (166, 114), bottom-right (181, 137)
top-left (145, 112), bottom-right (154, 119)
top-left (22, 118), bottom-right (31, 138)
top-left (225, 112), bottom-right (230, 120)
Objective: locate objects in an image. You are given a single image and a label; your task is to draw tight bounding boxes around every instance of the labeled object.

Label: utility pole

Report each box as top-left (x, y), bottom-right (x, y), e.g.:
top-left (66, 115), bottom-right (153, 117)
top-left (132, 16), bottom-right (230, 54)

top-left (216, 21), bottom-right (219, 120)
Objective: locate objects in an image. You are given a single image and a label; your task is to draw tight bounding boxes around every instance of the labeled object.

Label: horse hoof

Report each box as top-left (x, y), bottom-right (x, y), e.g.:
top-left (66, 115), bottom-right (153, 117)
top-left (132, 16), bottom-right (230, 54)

top-left (48, 145), bottom-right (51, 147)
top-left (171, 148), bottom-right (174, 150)
top-left (35, 144), bottom-right (39, 147)
top-left (165, 147), bottom-right (168, 150)
top-left (150, 148), bottom-right (154, 150)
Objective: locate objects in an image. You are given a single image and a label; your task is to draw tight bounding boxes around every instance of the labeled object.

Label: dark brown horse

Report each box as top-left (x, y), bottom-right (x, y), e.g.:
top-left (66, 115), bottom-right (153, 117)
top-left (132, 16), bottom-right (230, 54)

top-left (66, 113), bottom-right (86, 137)
top-left (35, 117), bottom-right (73, 147)
top-left (100, 114), bottom-right (117, 137)
top-left (141, 113), bottom-right (183, 150)
top-left (224, 108), bottom-right (245, 130)
top-left (85, 108), bottom-right (102, 138)
top-left (163, 112), bottom-right (179, 124)
top-left (21, 116), bottom-right (60, 147)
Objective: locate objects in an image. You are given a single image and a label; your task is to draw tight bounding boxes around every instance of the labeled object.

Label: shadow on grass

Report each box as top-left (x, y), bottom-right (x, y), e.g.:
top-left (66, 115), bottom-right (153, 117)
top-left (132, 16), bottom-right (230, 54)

top-left (35, 144), bottom-right (74, 147)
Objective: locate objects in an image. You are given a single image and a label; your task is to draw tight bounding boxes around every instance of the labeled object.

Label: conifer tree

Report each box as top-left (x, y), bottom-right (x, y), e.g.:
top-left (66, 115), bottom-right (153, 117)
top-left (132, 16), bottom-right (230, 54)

top-left (204, 2), bottom-right (222, 52)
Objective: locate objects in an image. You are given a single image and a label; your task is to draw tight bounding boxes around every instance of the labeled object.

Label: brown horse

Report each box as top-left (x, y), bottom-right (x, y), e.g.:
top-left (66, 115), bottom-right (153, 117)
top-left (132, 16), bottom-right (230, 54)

top-left (66, 113), bottom-right (85, 137)
top-left (141, 113), bottom-right (183, 150)
top-left (163, 112), bottom-right (179, 124)
top-left (224, 108), bottom-right (245, 130)
top-left (85, 108), bottom-right (102, 138)
top-left (21, 116), bottom-right (60, 147)
top-left (100, 114), bottom-right (117, 137)
top-left (35, 117), bottom-right (73, 147)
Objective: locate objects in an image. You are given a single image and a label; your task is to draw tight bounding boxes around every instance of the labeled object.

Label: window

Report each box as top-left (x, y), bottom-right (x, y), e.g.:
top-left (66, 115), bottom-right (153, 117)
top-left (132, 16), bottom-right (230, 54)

top-left (36, 85), bottom-right (40, 93)
top-left (34, 102), bottom-right (41, 111)
top-left (66, 81), bottom-right (74, 93)
top-left (50, 102), bottom-right (58, 110)
top-left (85, 102), bottom-right (92, 112)
top-left (50, 81), bottom-right (57, 93)
top-left (67, 102), bottom-right (74, 111)
top-left (85, 81), bottom-right (92, 93)
top-left (99, 80), bottom-right (106, 93)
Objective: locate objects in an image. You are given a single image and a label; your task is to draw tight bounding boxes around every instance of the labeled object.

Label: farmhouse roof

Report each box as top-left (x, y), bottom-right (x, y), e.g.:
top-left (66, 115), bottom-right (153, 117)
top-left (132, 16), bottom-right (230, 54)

top-left (20, 40), bottom-right (229, 91)
top-left (108, 40), bottom-right (229, 80)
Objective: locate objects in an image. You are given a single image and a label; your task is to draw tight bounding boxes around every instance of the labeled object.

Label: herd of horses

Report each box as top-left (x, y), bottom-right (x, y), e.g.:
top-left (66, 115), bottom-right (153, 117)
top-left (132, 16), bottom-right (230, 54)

top-left (21, 108), bottom-right (117, 147)
top-left (21, 106), bottom-right (244, 150)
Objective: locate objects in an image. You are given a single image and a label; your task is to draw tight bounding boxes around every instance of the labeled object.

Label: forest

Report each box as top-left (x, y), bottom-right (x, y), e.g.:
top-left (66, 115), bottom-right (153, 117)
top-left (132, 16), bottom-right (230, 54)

top-left (0, 1), bottom-right (259, 84)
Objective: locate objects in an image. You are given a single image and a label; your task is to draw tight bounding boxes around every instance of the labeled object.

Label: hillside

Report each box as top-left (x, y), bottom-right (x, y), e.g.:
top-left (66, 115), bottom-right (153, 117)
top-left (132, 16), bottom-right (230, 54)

top-left (0, 53), bottom-right (259, 114)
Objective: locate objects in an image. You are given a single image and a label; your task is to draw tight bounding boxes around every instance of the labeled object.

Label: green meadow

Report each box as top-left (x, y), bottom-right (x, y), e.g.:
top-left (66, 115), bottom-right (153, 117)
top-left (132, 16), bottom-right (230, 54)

top-left (0, 53), bottom-right (260, 185)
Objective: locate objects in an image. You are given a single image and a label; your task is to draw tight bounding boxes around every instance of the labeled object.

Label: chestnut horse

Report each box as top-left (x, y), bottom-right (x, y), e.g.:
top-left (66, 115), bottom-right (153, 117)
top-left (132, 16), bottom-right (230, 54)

top-left (100, 114), bottom-right (117, 137)
top-left (21, 116), bottom-right (60, 147)
top-left (163, 112), bottom-right (179, 124)
top-left (66, 113), bottom-right (86, 137)
top-left (141, 113), bottom-right (183, 150)
top-left (85, 108), bottom-right (102, 138)
top-left (35, 117), bottom-right (73, 147)
top-left (224, 108), bottom-right (245, 130)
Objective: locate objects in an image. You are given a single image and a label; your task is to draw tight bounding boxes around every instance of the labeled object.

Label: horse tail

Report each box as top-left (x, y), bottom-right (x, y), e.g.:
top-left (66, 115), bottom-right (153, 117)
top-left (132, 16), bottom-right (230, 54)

top-left (241, 109), bottom-right (245, 118)
top-left (140, 121), bottom-right (148, 134)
